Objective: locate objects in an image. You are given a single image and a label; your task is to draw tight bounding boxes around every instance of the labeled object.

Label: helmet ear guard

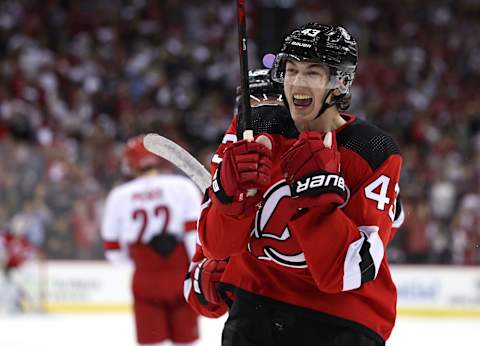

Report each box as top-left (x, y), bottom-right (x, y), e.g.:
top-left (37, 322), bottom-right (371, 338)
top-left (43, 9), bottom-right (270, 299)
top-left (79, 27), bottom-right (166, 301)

top-left (333, 91), bottom-right (352, 112)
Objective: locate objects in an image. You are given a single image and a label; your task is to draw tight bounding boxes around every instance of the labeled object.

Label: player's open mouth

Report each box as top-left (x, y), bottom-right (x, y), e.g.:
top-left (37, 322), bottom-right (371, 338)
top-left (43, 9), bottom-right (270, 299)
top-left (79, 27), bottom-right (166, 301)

top-left (292, 94), bottom-right (312, 107)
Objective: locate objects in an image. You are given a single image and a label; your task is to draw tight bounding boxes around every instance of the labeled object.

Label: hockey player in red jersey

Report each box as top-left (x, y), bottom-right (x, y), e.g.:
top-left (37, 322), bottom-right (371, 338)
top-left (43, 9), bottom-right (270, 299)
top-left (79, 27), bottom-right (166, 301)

top-left (197, 23), bottom-right (403, 346)
top-left (101, 135), bottom-right (201, 346)
top-left (0, 222), bottom-right (38, 313)
top-left (185, 66), bottom-right (404, 321)
top-left (184, 68), bottom-right (289, 318)
top-left (0, 229), bottom-right (36, 275)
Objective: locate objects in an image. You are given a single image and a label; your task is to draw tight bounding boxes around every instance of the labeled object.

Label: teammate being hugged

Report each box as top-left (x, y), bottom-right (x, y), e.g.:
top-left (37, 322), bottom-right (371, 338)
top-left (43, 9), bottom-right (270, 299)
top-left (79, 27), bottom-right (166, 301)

top-left (184, 67), bottom-right (296, 319)
top-left (101, 135), bottom-right (201, 346)
top-left (198, 23), bottom-right (403, 346)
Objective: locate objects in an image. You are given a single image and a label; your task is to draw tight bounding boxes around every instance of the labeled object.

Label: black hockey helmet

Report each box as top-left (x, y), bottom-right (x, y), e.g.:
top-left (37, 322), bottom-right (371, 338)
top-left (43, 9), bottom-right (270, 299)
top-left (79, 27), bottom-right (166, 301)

top-left (271, 23), bottom-right (358, 110)
top-left (235, 69), bottom-right (298, 139)
top-left (247, 68), bottom-right (283, 96)
top-left (234, 68), bottom-right (283, 116)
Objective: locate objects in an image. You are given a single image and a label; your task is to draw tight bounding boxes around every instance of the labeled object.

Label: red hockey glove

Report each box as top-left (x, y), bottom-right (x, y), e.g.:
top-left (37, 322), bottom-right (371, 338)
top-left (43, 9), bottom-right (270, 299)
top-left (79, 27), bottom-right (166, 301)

top-left (191, 258), bottom-right (228, 306)
top-left (281, 131), bottom-right (346, 214)
top-left (210, 134), bottom-right (273, 217)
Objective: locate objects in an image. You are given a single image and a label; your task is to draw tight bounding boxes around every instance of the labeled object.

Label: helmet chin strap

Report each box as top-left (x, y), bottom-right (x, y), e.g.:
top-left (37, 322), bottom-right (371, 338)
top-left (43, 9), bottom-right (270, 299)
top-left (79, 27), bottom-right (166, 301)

top-left (314, 89), bottom-right (335, 119)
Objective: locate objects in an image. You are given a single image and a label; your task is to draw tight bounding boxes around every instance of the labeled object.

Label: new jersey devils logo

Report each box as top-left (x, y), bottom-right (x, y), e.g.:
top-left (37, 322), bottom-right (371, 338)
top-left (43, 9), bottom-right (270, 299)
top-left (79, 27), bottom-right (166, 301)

top-left (247, 180), bottom-right (307, 268)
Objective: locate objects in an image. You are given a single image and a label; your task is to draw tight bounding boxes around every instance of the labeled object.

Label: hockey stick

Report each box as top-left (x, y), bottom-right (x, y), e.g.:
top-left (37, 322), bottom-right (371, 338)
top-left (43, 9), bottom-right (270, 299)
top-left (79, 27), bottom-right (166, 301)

top-left (143, 2), bottom-right (261, 195)
top-left (236, 0), bottom-right (252, 140)
top-left (237, 0), bottom-right (269, 197)
top-left (143, 134), bottom-right (211, 192)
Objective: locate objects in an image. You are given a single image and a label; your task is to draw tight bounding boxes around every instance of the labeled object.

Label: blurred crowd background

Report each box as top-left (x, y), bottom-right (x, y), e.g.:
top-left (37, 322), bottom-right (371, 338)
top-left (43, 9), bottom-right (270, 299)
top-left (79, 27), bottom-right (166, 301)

top-left (0, 0), bottom-right (479, 264)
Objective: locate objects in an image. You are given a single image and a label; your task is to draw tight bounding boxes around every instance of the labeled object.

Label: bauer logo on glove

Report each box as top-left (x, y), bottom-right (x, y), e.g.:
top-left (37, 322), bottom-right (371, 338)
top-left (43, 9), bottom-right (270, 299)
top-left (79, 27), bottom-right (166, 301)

top-left (293, 173), bottom-right (346, 197)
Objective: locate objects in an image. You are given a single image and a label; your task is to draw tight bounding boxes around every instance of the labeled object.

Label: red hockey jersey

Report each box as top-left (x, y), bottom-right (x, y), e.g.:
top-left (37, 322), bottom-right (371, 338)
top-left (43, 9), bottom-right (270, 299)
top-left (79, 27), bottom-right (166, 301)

top-left (198, 114), bottom-right (402, 341)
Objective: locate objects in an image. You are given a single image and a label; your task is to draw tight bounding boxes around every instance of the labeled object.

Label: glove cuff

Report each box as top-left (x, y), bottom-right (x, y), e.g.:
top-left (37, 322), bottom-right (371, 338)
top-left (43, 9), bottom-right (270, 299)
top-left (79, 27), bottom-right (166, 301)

top-left (193, 258), bottom-right (210, 306)
top-left (211, 164), bottom-right (262, 217)
top-left (211, 164), bottom-right (234, 204)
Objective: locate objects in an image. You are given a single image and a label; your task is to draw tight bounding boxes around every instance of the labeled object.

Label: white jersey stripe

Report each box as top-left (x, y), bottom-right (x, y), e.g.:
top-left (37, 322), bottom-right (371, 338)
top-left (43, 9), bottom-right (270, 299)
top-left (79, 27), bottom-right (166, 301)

top-left (392, 204), bottom-right (405, 228)
top-left (342, 225), bottom-right (384, 291)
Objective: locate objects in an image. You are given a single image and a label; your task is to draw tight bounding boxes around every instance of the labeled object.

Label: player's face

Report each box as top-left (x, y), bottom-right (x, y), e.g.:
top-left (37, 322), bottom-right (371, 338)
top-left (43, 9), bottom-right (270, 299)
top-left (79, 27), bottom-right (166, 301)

top-left (283, 60), bottom-right (330, 129)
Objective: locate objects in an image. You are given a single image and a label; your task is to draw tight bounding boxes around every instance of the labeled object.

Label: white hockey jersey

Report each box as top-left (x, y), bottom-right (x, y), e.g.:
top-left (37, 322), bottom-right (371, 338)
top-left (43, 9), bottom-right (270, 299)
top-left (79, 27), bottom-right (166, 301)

top-left (101, 174), bottom-right (201, 265)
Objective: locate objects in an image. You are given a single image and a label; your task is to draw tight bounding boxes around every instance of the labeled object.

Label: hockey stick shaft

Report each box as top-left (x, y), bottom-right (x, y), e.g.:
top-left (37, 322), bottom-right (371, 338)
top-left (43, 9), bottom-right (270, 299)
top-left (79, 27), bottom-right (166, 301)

top-left (236, 0), bottom-right (253, 140)
top-left (237, 0), bottom-right (258, 197)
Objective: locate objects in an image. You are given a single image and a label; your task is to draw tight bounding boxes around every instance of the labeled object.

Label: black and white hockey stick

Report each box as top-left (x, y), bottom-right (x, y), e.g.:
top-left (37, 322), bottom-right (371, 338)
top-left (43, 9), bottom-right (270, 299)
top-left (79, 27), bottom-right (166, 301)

top-left (143, 134), bottom-right (211, 192)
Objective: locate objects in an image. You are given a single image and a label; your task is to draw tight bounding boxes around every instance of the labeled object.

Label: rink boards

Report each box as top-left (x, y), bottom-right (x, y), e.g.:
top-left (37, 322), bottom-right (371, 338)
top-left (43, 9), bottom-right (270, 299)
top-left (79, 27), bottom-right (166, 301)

top-left (8, 261), bottom-right (480, 318)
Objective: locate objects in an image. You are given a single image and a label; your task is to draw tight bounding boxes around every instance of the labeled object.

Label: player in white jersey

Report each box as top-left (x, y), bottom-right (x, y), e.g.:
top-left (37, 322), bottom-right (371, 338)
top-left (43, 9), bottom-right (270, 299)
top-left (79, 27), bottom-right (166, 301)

top-left (101, 135), bottom-right (201, 346)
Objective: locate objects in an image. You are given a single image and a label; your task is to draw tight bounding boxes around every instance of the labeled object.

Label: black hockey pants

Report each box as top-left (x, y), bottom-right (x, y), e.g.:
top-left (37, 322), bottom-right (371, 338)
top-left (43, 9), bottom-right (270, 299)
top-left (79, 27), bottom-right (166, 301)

top-left (221, 292), bottom-right (385, 346)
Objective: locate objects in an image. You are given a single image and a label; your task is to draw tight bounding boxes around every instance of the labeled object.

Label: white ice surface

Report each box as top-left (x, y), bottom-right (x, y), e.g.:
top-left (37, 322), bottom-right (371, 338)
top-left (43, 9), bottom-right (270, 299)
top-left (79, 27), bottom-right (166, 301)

top-left (0, 313), bottom-right (477, 346)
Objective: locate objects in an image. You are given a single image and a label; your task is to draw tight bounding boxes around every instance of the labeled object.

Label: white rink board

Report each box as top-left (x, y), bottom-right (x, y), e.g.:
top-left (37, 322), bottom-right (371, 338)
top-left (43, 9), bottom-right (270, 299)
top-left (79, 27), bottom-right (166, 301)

top-left (392, 265), bottom-right (480, 316)
top-left (44, 261), bottom-right (133, 311)
top-left (37, 261), bottom-right (480, 316)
